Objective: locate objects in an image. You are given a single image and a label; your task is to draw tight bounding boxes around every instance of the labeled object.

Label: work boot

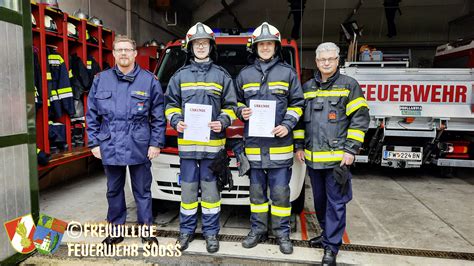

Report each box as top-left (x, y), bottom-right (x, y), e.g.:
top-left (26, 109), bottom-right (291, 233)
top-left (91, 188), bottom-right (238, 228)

top-left (102, 236), bottom-right (124, 245)
top-left (142, 236), bottom-right (159, 246)
top-left (309, 234), bottom-right (323, 248)
top-left (204, 235), bottom-right (219, 253)
top-left (277, 236), bottom-right (293, 254)
top-left (321, 247), bottom-right (337, 266)
top-left (176, 233), bottom-right (194, 251)
top-left (242, 231), bottom-right (268, 248)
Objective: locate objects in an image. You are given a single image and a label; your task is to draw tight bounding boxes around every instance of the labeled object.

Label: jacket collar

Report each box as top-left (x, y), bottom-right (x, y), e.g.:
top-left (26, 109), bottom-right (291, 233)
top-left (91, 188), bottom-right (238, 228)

top-left (114, 63), bottom-right (140, 82)
top-left (255, 56), bottom-right (280, 74)
top-left (190, 59), bottom-right (213, 72)
top-left (314, 68), bottom-right (340, 87)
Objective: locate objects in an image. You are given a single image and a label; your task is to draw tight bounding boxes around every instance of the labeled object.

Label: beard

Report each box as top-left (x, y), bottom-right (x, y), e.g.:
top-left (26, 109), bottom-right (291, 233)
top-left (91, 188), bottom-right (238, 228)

top-left (117, 57), bottom-right (132, 67)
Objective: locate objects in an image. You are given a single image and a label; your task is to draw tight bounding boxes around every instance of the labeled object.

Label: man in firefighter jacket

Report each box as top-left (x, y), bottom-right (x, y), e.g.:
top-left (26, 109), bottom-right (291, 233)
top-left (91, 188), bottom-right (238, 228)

top-left (86, 35), bottom-right (166, 246)
top-left (295, 42), bottom-right (370, 265)
top-left (235, 22), bottom-right (304, 255)
top-left (165, 23), bottom-right (237, 253)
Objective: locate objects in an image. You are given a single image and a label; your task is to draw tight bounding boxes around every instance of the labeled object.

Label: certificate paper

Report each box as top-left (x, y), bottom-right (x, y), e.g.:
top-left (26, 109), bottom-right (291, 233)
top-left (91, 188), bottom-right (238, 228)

top-left (248, 100), bottom-right (276, 137)
top-left (184, 103), bottom-right (212, 142)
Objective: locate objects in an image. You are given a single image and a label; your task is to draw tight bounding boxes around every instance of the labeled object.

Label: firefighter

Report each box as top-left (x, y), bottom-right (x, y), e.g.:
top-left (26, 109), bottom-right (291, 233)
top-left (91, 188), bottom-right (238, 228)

top-left (295, 42), bottom-right (370, 265)
top-left (165, 22), bottom-right (237, 253)
top-left (86, 35), bottom-right (166, 246)
top-left (235, 22), bottom-right (304, 255)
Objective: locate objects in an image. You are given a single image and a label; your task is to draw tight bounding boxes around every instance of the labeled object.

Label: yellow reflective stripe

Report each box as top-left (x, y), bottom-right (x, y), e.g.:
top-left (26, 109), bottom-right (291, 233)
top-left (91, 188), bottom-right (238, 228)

top-left (242, 83), bottom-right (260, 89)
top-left (271, 205), bottom-right (291, 217)
top-left (237, 102), bottom-right (246, 107)
top-left (181, 201), bottom-right (198, 210)
top-left (165, 108), bottom-right (182, 116)
top-left (181, 82), bottom-right (222, 90)
top-left (68, 69), bottom-right (73, 78)
top-left (269, 145), bottom-right (293, 154)
top-left (50, 90), bottom-right (58, 95)
top-left (201, 201), bottom-right (221, 209)
top-left (316, 90), bottom-right (350, 97)
top-left (87, 60), bottom-right (92, 66)
top-left (268, 81), bottom-right (289, 87)
top-left (48, 54), bottom-right (64, 63)
top-left (178, 138), bottom-right (226, 147)
top-left (245, 147), bottom-right (260, 155)
top-left (37, 148), bottom-right (40, 153)
top-left (251, 202), bottom-right (269, 213)
top-left (222, 109), bottom-right (237, 120)
top-left (304, 149), bottom-right (344, 162)
top-left (346, 97), bottom-right (369, 116)
top-left (287, 107), bottom-right (303, 117)
top-left (304, 91), bottom-right (316, 99)
top-left (293, 129), bottom-right (304, 139)
top-left (58, 87), bottom-right (72, 94)
top-left (46, 72), bottom-right (52, 80)
top-left (347, 129), bottom-right (365, 143)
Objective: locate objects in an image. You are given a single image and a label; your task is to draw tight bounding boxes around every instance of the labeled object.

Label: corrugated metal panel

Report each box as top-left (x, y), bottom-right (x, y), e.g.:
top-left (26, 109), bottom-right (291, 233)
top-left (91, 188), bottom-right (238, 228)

top-left (0, 21), bottom-right (27, 137)
top-left (0, 144), bottom-right (31, 260)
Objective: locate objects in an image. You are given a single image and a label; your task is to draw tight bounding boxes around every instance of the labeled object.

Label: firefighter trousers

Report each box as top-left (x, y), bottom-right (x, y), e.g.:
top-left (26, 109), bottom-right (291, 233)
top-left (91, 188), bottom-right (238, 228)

top-left (308, 167), bottom-right (353, 254)
top-left (179, 159), bottom-right (221, 236)
top-left (103, 162), bottom-right (153, 226)
top-left (249, 167), bottom-right (292, 237)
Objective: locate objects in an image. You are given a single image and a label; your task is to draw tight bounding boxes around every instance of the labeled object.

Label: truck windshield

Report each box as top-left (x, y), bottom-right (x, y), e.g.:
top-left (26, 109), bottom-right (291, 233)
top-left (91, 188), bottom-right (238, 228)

top-left (156, 44), bottom-right (295, 91)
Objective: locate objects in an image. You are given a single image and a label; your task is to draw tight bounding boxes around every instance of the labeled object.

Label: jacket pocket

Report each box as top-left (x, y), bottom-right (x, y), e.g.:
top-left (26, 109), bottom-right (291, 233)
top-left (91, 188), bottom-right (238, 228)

top-left (96, 131), bottom-right (111, 141)
top-left (243, 89), bottom-right (258, 100)
top-left (130, 93), bottom-right (150, 117)
top-left (95, 91), bottom-right (112, 115)
top-left (132, 123), bottom-right (151, 141)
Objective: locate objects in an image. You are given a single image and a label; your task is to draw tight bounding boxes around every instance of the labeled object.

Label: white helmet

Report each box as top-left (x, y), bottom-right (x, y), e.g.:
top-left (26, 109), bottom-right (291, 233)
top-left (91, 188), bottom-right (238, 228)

top-left (31, 14), bottom-right (37, 27)
top-left (251, 22), bottom-right (281, 45)
top-left (44, 15), bottom-right (57, 32)
top-left (67, 22), bottom-right (78, 38)
top-left (185, 22), bottom-right (215, 48)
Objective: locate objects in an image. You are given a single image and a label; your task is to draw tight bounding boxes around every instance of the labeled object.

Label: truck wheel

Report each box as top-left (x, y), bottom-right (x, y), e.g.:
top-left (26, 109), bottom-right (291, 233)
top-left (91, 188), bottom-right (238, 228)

top-left (152, 199), bottom-right (178, 217)
top-left (291, 181), bottom-right (305, 214)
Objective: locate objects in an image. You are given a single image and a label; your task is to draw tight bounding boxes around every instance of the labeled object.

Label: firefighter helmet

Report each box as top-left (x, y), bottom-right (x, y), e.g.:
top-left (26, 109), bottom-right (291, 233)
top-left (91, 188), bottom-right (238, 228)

top-left (251, 22), bottom-right (281, 45)
top-left (31, 14), bottom-right (37, 27)
top-left (88, 16), bottom-right (103, 26)
top-left (149, 39), bottom-right (159, 46)
top-left (185, 22), bottom-right (215, 48)
top-left (73, 9), bottom-right (88, 20)
top-left (44, 15), bottom-right (57, 32)
top-left (67, 22), bottom-right (78, 38)
top-left (40, 0), bottom-right (59, 10)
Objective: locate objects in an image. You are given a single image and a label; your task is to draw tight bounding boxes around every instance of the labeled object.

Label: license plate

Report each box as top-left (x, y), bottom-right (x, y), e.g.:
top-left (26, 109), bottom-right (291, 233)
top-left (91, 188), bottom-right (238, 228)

top-left (383, 151), bottom-right (422, 161)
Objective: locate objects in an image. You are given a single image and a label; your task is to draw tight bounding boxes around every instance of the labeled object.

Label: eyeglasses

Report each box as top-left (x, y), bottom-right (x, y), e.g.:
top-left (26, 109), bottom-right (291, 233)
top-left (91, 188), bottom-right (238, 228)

top-left (114, 48), bottom-right (135, 54)
top-left (316, 57), bottom-right (339, 63)
top-left (194, 42), bottom-right (210, 48)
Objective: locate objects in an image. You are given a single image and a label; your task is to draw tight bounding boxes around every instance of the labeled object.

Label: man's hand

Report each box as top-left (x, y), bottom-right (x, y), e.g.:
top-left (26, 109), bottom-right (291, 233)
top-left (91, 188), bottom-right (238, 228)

top-left (148, 146), bottom-right (161, 160)
top-left (91, 146), bottom-right (101, 159)
top-left (242, 108), bottom-right (252, 120)
top-left (272, 125), bottom-right (289, 138)
top-left (209, 121), bottom-right (223, 133)
top-left (176, 121), bottom-right (187, 133)
top-left (296, 149), bottom-right (305, 163)
top-left (340, 152), bottom-right (355, 166)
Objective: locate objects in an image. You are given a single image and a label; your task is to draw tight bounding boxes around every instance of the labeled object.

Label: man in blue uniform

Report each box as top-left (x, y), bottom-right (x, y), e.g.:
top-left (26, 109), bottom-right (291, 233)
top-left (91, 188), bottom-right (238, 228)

top-left (165, 23), bottom-right (237, 253)
top-left (86, 35), bottom-right (166, 246)
top-left (295, 42), bottom-right (370, 265)
top-left (236, 22), bottom-right (304, 255)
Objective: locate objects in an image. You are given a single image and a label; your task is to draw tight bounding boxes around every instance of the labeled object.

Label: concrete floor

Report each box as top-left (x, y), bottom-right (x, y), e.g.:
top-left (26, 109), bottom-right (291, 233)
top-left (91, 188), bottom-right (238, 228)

top-left (36, 166), bottom-right (474, 264)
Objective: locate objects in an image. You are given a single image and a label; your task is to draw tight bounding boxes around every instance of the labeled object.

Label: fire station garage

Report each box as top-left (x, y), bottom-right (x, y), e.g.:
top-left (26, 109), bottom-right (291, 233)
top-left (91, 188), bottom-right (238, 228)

top-left (1, 0), bottom-right (473, 264)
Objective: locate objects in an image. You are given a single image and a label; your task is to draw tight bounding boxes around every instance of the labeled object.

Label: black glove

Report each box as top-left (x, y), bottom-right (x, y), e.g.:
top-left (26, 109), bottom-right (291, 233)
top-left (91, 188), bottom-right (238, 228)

top-left (208, 149), bottom-right (234, 192)
top-left (333, 165), bottom-right (350, 195)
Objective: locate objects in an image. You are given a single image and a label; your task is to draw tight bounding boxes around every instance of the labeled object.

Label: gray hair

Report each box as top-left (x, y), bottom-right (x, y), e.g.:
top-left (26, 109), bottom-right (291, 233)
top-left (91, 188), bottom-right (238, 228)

top-left (315, 42), bottom-right (340, 58)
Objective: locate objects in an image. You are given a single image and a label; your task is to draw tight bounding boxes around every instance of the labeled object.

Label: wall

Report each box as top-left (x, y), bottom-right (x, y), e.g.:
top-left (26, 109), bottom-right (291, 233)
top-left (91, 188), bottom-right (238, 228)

top-left (58, 0), bottom-right (177, 46)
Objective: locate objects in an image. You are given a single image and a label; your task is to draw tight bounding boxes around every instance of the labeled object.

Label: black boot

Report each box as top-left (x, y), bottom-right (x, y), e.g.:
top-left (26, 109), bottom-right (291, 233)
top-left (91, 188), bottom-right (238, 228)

top-left (176, 233), bottom-right (194, 251)
top-left (242, 231), bottom-right (268, 248)
top-left (102, 236), bottom-right (124, 245)
top-left (277, 236), bottom-right (293, 254)
top-left (321, 247), bottom-right (337, 266)
top-left (309, 235), bottom-right (323, 248)
top-left (142, 236), bottom-right (159, 246)
top-left (205, 235), bottom-right (219, 253)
